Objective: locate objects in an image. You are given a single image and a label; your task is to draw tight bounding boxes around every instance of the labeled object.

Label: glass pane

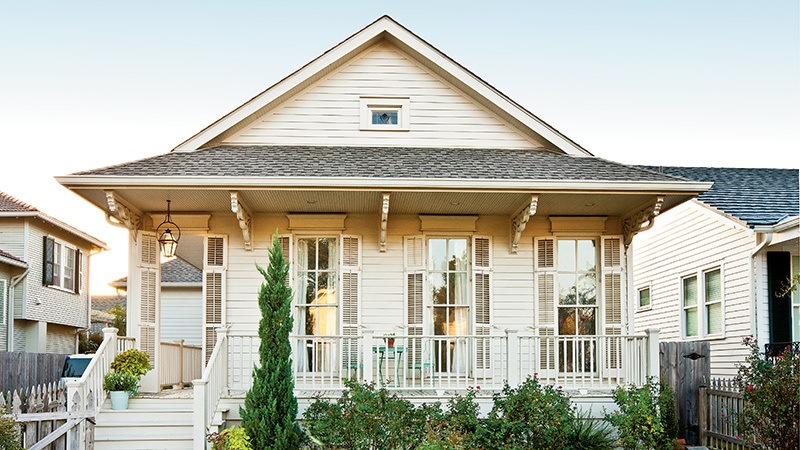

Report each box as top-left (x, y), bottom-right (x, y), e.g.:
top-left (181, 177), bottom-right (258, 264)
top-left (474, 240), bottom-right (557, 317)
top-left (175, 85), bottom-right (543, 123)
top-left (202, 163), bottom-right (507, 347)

top-left (577, 273), bottom-right (597, 305)
top-left (302, 273), bottom-right (317, 304)
top-left (578, 307), bottom-right (596, 335)
top-left (318, 238), bottom-right (330, 270)
top-left (683, 277), bottom-right (697, 306)
top-left (685, 308), bottom-right (698, 337)
top-left (450, 273), bottom-right (469, 305)
top-left (433, 307), bottom-right (446, 335)
top-left (317, 273), bottom-right (337, 304)
top-left (705, 269), bottom-right (721, 302)
top-left (430, 274), bottom-right (446, 305)
top-left (558, 274), bottom-right (577, 305)
top-left (558, 307), bottom-right (576, 335)
top-left (453, 307), bottom-right (468, 335)
top-left (300, 238), bottom-right (316, 271)
top-left (449, 239), bottom-right (468, 272)
top-left (372, 110), bottom-right (398, 125)
top-left (429, 239), bottom-right (447, 271)
top-left (793, 306), bottom-right (800, 341)
top-left (65, 248), bottom-right (75, 270)
top-left (577, 240), bottom-right (596, 272)
top-left (305, 306), bottom-right (337, 335)
top-left (639, 288), bottom-right (651, 307)
top-left (558, 240), bottom-right (576, 272)
top-left (707, 302), bottom-right (722, 334)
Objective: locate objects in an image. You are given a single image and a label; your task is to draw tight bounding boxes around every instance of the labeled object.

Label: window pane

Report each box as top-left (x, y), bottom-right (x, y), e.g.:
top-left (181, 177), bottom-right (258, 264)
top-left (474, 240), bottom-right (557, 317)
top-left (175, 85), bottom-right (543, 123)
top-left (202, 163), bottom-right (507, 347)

top-left (372, 110), bottom-right (398, 125)
top-left (683, 277), bottom-right (697, 306)
top-left (451, 273), bottom-right (469, 305)
top-left (448, 239), bottom-right (468, 272)
top-left (304, 306), bottom-right (337, 335)
top-left (558, 240), bottom-right (576, 271)
top-left (577, 273), bottom-right (596, 305)
top-left (302, 273), bottom-right (317, 304)
top-left (707, 302), bottom-right (722, 334)
top-left (577, 240), bottom-right (596, 271)
top-left (639, 288), bottom-right (651, 307)
top-left (705, 269), bottom-right (721, 302)
top-left (686, 308), bottom-right (698, 337)
top-left (558, 274), bottom-right (577, 305)
top-left (558, 307), bottom-right (576, 335)
top-left (578, 307), bottom-right (596, 335)
top-left (316, 273), bottom-right (336, 304)
top-left (300, 238), bottom-right (316, 271)
top-left (430, 274), bottom-right (446, 305)
top-left (429, 239), bottom-right (447, 271)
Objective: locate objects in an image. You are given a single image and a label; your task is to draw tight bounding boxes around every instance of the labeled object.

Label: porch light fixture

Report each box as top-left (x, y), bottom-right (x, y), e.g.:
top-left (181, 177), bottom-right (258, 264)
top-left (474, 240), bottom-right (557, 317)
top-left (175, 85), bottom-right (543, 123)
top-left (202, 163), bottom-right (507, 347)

top-left (156, 200), bottom-right (181, 258)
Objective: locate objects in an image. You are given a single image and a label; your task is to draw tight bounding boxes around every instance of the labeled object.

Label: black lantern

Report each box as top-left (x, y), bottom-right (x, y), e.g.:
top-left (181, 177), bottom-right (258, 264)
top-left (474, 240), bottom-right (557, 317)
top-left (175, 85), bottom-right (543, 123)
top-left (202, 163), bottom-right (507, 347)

top-left (156, 200), bottom-right (181, 258)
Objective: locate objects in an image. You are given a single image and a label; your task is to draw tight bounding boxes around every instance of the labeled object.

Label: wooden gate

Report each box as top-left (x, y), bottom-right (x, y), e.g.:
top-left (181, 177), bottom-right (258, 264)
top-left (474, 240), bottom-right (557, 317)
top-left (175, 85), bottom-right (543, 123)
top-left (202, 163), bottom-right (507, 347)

top-left (660, 341), bottom-right (710, 445)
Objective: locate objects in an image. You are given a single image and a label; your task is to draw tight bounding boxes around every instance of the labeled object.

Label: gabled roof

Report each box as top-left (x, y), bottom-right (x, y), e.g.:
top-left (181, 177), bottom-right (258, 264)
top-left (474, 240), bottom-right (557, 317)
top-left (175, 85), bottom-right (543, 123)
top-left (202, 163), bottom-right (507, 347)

top-left (110, 258), bottom-right (202, 288)
top-left (91, 294), bottom-right (127, 312)
top-left (0, 248), bottom-right (27, 269)
top-left (0, 191), bottom-right (108, 250)
top-left (173, 15), bottom-right (591, 157)
top-left (639, 166), bottom-right (799, 227)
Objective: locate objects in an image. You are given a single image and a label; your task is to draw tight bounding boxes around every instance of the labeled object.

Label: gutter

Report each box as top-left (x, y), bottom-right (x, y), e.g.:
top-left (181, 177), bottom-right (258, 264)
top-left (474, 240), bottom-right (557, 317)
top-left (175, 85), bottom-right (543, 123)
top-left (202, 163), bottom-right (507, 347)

top-left (749, 231), bottom-right (773, 344)
top-left (7, 267), bottom-right (30, 352)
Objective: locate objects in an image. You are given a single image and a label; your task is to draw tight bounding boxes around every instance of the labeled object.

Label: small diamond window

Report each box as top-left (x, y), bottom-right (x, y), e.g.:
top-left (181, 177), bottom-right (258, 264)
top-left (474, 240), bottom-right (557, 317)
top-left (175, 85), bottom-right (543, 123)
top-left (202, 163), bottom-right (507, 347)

top-left (372, 110), bottom-right (399, 125)
top-left (360, 97), bottom-right (409, 131)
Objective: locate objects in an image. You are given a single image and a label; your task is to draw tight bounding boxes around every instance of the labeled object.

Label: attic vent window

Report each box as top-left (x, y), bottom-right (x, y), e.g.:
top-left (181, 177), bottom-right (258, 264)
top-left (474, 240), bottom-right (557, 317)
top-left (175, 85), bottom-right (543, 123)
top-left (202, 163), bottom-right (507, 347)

top-left (360, 97), bottom-right (409, 131)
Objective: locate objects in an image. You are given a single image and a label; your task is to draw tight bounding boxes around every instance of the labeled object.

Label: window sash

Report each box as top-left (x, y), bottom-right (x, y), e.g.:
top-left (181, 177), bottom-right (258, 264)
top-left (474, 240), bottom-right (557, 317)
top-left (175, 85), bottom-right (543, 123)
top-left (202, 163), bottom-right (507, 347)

top-left (704, 269), bottom-right (722, 335)
top-left (639, 288), bottom-right (651, 308)
top-left (48, 241), bottom-right (78, 291)
top-left (683, 276), bottom-right (699, 337)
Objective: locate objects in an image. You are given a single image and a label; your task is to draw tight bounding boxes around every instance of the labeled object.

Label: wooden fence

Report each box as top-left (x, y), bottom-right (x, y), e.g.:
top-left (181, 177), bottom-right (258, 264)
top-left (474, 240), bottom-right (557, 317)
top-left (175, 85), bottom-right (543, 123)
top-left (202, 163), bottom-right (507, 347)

top-left (699, 378), bottom-right (753, 450)
top-left (159, 340), bottom-right (202, 388)
top-left (660, 341), bottom-right (709, 444)
top-left (0, 352), bottom-right (66, 393)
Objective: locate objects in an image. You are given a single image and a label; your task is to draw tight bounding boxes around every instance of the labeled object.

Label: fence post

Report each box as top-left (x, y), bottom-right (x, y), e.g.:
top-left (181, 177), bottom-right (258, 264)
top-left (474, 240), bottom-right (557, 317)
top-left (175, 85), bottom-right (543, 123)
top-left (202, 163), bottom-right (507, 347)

top-left (177, 339), bottom-right (185, 389)
top-left (645, 329), bottom-right (660, 381)
top-left (193, 379), bottom-right (207, 449)
top-left (363, 330), bottom-right (374, 383)
top-left (506, 329), bottom-right (520, 388)
top-left (698, 385), bottom-right (708, 446)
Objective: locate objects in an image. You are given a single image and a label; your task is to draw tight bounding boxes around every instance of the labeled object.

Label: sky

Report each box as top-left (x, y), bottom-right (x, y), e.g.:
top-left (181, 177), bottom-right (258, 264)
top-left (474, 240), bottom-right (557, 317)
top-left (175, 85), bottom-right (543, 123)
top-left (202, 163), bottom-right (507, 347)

top-left (0, 1), bottom-right (798, 295)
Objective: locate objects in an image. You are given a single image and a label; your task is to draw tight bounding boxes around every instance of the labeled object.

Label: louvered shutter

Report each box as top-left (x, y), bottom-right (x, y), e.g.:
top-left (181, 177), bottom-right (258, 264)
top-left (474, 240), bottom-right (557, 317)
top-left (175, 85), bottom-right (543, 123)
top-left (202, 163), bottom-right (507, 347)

top-left (203, 235), bottom-right (227, 364)
top-left (74, 249), bottom-right (82, 294)
top-left (602, 237), bottom-right (623, 370)
top-left (473, 237), bottom-right (492, 374)
top-left (535, 238), bottom-right (555, 370)
top-left (405, 236), bottom-right (425, 365)
top-left (138, 232), bottom-right (159, 367)
top-left (341, 236), bottom-right (361, 337)
top-left (43, 237), bottom-right (55, 286)
top-left (279, 235), bottom-right (292, 287)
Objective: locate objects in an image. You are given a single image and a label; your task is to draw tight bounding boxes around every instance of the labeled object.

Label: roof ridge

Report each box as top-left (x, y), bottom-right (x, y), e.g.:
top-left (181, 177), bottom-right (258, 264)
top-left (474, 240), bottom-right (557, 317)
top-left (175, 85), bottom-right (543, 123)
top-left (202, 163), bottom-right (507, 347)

top-left (0, 191), bottom-right (39, 212)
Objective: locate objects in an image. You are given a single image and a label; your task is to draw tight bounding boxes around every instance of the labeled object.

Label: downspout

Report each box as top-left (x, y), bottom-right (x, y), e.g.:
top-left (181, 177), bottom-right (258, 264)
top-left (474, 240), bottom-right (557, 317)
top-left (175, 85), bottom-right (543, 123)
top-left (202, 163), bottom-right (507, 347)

top-left (750, 231), bottom-right (773, 343)
top-left (8, 268), bottom-right (30, 352)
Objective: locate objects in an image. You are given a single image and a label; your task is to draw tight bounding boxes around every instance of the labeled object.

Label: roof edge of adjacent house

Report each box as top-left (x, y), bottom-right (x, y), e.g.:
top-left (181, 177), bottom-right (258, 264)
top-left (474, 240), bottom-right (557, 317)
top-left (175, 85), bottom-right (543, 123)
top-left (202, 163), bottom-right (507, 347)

top-left (171, 15), bottom-right (591, 157)
top-left (0, 252), bottom-right (28, 269)
top-left (0, 211), bottom-right (109, 250)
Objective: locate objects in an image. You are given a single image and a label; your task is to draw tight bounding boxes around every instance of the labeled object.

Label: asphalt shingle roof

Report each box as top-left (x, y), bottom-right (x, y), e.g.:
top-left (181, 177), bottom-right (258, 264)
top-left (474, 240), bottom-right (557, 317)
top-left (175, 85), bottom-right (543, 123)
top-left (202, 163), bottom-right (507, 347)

top-left (76, 146), bottom-right (685, 183)
top-left (0, 248), bottom-right (26, 265)
top-left (91, 294), bottom-right (127, 312)
top-left (640, 166), bottom-right (799, 227)
top-left (0, 192), bottom-right (38, 212)
top-left (112, 258), bottom-right (201, 285)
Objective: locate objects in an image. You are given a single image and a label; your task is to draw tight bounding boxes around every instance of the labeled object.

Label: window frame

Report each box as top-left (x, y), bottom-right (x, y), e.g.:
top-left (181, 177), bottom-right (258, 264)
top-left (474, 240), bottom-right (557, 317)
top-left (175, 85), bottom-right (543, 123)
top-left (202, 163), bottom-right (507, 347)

top-left (294, 235), bottom-right (340, 337)
top-left (552, 237), bottom-right (600, 337)
top-left (637, 285), bottom-right (652, 311)
top-left (359, 97), bottom-right (410, 131)
top-left (681, 265), bottom-right (725, 340)
top-left (47, 238), bottom-right (79, 293)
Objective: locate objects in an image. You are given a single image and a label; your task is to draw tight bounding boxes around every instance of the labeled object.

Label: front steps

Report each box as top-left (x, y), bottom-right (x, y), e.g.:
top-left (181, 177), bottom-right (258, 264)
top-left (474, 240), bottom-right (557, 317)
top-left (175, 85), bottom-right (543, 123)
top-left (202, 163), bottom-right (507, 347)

top-left (94, 397), bottom-right (194, 449)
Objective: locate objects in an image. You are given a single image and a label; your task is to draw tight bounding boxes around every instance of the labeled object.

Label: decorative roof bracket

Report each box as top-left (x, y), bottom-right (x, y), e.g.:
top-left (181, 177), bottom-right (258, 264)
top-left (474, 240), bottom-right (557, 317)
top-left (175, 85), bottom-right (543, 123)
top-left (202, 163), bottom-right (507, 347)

top-left (104, 190), bottom-right (142, 242)
top-left (510, 194), bottom-right (539, 254)
top-left (379, 193), bottom-right (390, 253)
top-left (230, 191), bottom-right (253, 251)
top-left (622, 195), bottom-right (665, 247)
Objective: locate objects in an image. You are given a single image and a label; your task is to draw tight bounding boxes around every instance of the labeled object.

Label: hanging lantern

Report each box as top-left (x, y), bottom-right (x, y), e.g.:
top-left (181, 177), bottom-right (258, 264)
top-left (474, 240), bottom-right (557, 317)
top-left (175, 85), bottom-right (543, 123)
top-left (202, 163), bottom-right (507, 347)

top-left (156, 200), bottom-right (181, 258)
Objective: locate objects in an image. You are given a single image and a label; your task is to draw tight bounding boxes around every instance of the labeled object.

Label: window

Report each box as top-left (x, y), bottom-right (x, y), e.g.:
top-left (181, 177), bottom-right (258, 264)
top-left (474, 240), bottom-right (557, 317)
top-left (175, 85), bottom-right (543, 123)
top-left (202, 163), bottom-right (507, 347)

top-left (428, 237), bottom-right (470, 373)
top-left (683, 267), bottom-right (723, 338)
top-left (359, 97), bottom-right (410, 130)
top-left (43, 236), bottom-right (80, 293)
top-left (557, 239), bottom-right (597, 337)
top-left (792, 256), bottom-right (799, 341)
top-left (638, 287), bottom-right (651, 309)
top-left (297, 237), bottom-right (338, 337)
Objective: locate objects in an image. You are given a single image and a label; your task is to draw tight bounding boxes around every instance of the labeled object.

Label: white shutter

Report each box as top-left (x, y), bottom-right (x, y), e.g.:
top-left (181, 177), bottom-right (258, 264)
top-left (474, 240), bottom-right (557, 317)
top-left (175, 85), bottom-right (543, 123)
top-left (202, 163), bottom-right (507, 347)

top-left (138, 232), bottom-right (159, 366)
top-left (473, 236), bottom-right (492, 372)
top-left (534, 238), bottom-right (555, 370)
top-left (340, 236), bottom-right (361, 337)
top-left (404, 236), bottom-right (425, 364)
top-left (602, 237), bottom-right (623, 371)
top-left (203, 235), bottom-right (227, 364)
top-left (279, 235), bottom-right (292, 287)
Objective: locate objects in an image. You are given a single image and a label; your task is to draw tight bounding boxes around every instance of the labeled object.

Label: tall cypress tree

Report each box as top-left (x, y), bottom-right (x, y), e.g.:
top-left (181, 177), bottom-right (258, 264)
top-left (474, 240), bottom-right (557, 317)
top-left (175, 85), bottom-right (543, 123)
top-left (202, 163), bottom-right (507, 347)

top-left (241, 233), bottom-right (303, 449)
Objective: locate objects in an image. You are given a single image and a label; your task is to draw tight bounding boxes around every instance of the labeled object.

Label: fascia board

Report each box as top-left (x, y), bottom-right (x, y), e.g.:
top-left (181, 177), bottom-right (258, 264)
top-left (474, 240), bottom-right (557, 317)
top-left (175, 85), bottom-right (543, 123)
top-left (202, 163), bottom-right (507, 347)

top-left (56, 175), bottom-right (712, 194)
top-left (689, 199), bottom-right (751, 232)
top-left (0, 211), bottom-right (109, 250)
top-left (0, 254), bottom-right (28, 269)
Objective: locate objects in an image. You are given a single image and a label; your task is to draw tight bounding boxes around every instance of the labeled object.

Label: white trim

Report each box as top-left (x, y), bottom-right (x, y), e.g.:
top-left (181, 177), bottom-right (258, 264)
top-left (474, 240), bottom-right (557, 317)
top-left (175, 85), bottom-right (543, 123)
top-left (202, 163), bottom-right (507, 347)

top-left (680, 264), bottom-right (726, 340)
top-left (359, 97), bottom-right (410, 131)
top-left (46, 237), bottom-right (79, 294)
top-left (637, 284), bottom-right (652, 311)
top-left (0, 254), bottom-right (27, 269)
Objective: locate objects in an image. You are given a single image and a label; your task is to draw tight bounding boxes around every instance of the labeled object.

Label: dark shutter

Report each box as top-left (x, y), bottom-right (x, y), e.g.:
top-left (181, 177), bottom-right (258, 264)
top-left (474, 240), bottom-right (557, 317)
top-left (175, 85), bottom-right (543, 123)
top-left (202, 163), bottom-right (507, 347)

top-left (767, 252), bottom-right (792, 344)
top-left (74, 249), bottom-right (82, 294)
top-left (43, 236), bottom-right (55, 286)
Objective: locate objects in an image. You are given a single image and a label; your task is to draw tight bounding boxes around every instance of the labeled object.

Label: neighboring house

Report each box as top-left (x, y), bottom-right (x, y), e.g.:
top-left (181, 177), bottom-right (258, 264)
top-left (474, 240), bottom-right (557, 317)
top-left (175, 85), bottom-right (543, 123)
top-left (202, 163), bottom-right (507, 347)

top-left (89, 293), bottom-right (126, 334)
top-left (633, 167), bottom-right (799, 377)
top-left (0, 191), bottom-right (107, 354)
top-left (56, 16), bottom-right (711, 446)
top-left (107, 258), bottom-right (203, 346)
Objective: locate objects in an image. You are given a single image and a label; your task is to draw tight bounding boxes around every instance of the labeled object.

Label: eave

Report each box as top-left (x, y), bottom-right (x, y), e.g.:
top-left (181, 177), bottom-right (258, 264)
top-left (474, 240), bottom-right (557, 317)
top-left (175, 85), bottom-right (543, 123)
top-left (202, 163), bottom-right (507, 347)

top-left (0, 211), bottom-right (109, 251)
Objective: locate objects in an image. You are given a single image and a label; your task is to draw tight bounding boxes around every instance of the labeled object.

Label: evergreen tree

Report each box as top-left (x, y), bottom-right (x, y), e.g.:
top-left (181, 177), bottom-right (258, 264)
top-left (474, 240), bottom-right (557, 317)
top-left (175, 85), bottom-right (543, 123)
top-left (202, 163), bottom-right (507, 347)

top-left (241, 233), bottom-right (303, 449)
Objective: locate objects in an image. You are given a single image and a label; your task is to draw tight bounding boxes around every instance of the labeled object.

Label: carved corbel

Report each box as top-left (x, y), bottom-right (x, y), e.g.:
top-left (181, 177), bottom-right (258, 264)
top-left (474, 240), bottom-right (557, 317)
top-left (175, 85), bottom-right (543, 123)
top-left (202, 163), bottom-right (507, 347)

top-left (379, 193), bottom-right (390, 253)
top-left (104, 190), bottom-right (142, 241)
top-left (230, 191), bottom-right (253, 251)
top-left (622, 195), bottom-right (665, 247)
top-left (510, 194), bottom-right (539, 254)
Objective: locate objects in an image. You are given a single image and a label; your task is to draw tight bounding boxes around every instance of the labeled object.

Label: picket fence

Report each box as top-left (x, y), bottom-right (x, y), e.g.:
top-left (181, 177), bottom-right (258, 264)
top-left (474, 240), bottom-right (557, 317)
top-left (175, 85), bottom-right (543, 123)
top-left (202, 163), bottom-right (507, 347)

top-left (699, 378), bottom-right (754, 450)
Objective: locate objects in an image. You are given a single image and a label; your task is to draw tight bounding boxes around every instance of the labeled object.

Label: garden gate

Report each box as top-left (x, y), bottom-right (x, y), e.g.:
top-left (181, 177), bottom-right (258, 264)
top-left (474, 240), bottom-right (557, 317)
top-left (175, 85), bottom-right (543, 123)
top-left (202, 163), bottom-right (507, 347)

top-left (660, 341), bottom-right (709, 445)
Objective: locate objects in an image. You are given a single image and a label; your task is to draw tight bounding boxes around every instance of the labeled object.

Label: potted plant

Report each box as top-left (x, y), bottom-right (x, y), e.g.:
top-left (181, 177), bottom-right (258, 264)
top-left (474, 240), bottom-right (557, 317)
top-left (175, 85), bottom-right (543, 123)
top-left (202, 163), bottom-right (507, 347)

top-left (103, 372), bottom-right (138, 410)
top-left (384, 333), bottom-right (395, 349)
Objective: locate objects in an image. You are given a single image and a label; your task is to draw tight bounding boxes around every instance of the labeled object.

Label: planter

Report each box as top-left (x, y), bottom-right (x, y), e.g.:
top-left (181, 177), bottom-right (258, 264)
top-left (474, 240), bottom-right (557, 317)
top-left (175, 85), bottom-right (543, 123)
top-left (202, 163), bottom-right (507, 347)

top-left (110, 391), bottom-right (129, 410)
top-left (386, 338), bottom-right (395, 349)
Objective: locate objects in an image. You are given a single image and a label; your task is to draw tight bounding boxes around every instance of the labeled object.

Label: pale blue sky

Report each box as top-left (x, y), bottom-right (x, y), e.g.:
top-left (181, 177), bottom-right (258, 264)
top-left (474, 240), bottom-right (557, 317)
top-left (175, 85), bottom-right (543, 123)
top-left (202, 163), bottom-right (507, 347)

top-left (0, 1), bottom-right (797, 293)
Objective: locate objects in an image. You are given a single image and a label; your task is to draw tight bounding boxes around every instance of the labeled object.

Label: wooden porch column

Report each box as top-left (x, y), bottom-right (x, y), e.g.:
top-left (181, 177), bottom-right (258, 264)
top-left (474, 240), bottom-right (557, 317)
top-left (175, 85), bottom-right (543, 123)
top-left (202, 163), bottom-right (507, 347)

top-left (505, 329), bottom-right (520, 387)
top-left (362, 330), bottom-right (374, 383)
top-left (646, 328), bottom-right (660, 381)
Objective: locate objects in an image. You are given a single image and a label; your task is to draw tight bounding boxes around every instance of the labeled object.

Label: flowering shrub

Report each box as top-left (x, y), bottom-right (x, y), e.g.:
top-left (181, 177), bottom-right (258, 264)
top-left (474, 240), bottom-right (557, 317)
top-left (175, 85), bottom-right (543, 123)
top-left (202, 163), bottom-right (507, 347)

top-left (736, 336), bottom-right (800, 450)
top-left (605, 379), bottom-right (677, 450)
top-left (207, 426), bottom-right (252, 450)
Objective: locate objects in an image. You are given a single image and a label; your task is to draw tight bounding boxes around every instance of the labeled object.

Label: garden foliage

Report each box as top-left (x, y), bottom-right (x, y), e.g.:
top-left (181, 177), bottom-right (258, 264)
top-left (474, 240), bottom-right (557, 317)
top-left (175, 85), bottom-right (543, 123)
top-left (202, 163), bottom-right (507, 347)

top-left (605, 378), bottom-right (677, 450)
top-left (0, 408), bottom-right (23, 450)
top-left (241, 233), bottom-right (303, 450)
top-left (110, 348), bottom-right (151, 377)
top-left (207, 426), bottom-right (253, 450)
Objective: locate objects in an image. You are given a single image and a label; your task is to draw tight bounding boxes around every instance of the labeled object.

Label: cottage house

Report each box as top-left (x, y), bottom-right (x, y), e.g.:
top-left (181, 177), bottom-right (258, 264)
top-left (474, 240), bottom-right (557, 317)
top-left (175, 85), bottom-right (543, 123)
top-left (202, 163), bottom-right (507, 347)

top-left (56, 16), bottom-right (710, 448)
top-left (633, 167), bottom-right (799, 377)
top-left (0, 191), bottom-right (107, 354)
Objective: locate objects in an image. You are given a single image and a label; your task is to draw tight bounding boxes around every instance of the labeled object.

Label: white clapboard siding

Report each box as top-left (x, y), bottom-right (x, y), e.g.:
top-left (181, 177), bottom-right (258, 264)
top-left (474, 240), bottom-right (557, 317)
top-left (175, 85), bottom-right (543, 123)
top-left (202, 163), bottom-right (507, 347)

top-left (160, 287), bottom-right (203, 347)
top-left (223, 43), bottom-right (542, 149)
top-left (632, 201), bottom-right (755, 377)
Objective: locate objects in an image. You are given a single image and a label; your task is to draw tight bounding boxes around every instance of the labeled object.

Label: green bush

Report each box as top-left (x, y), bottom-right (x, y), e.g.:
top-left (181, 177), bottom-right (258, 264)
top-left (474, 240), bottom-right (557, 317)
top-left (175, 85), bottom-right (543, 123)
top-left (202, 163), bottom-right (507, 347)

top-left (605, 378), bottom-right (676, 450)
top-left (736, 336), bottom-right (800, 450)
top-left (110, 349), bottom-right (151, 377)
top-left (78, 331), bottom-right (103, 353)
top-left (564, 410), bottom-right (614, 450)
top-left (420, 390), bottom-right (481, 450)
top-left (208, 426), bottom-right (253, 450)
top-left (102, 372), bottom-right (138, 393)
top-left (0, 409), bottom-right (23, 450)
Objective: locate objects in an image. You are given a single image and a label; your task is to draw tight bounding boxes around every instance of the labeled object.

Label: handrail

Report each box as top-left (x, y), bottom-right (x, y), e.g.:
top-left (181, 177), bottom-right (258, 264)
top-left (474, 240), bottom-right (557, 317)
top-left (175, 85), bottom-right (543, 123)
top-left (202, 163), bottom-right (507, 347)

top-left (193, 328), bottom-right (228, 448)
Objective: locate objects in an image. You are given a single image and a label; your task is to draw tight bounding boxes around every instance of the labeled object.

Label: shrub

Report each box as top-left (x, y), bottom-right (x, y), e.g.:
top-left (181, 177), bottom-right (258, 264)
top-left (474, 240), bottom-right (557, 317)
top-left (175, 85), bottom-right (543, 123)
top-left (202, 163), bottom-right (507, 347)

top-left (605, 378), bottom-right (676, 450)
top-left (102, 372), bottom-right (138, 393)
top-left (420, 389), bottom-right (481, 450)
top-left (564, 410), bottom-right (614, 450)
top-left (110, 349), bottom-right (151, 377)
top-left (736, 336), bottom-right (800, 450)
top-left (0, 409), bottom-right (23, 450)
top-left (482, 377), bottom-right (575, 449)
top-left (207, 426), bottom-right (253, 450)
top-left (78, 331), bottom-right (103, 353)
top-left (109, 304), bottom-right (127, 336)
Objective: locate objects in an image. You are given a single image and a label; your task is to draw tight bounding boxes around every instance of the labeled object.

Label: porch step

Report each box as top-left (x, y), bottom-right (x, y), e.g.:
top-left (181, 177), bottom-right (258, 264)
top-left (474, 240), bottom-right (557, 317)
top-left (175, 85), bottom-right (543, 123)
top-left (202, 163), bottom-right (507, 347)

top-left (93, 398), bottom-right (193, 450)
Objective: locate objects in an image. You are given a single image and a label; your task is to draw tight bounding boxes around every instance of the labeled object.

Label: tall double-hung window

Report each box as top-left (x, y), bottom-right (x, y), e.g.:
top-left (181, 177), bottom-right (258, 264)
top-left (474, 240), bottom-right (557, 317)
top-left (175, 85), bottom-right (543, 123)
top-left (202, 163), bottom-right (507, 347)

top-left (297, 237), bottom-right (338, 338)
top-left (682, 267), bottom-right (723, 338)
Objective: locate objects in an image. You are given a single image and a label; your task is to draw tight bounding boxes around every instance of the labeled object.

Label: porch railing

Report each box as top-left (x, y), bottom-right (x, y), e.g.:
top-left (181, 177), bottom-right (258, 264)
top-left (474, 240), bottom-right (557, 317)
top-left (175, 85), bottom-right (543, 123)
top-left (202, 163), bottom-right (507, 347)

top-left (224, 329), bottom-right (657, 393)
top-left (159, 340), bottom-right (203, 388)
top-left (117, 336), bottom-right (135, 353)
top-left (193, 328), bottom-right (228, 448)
